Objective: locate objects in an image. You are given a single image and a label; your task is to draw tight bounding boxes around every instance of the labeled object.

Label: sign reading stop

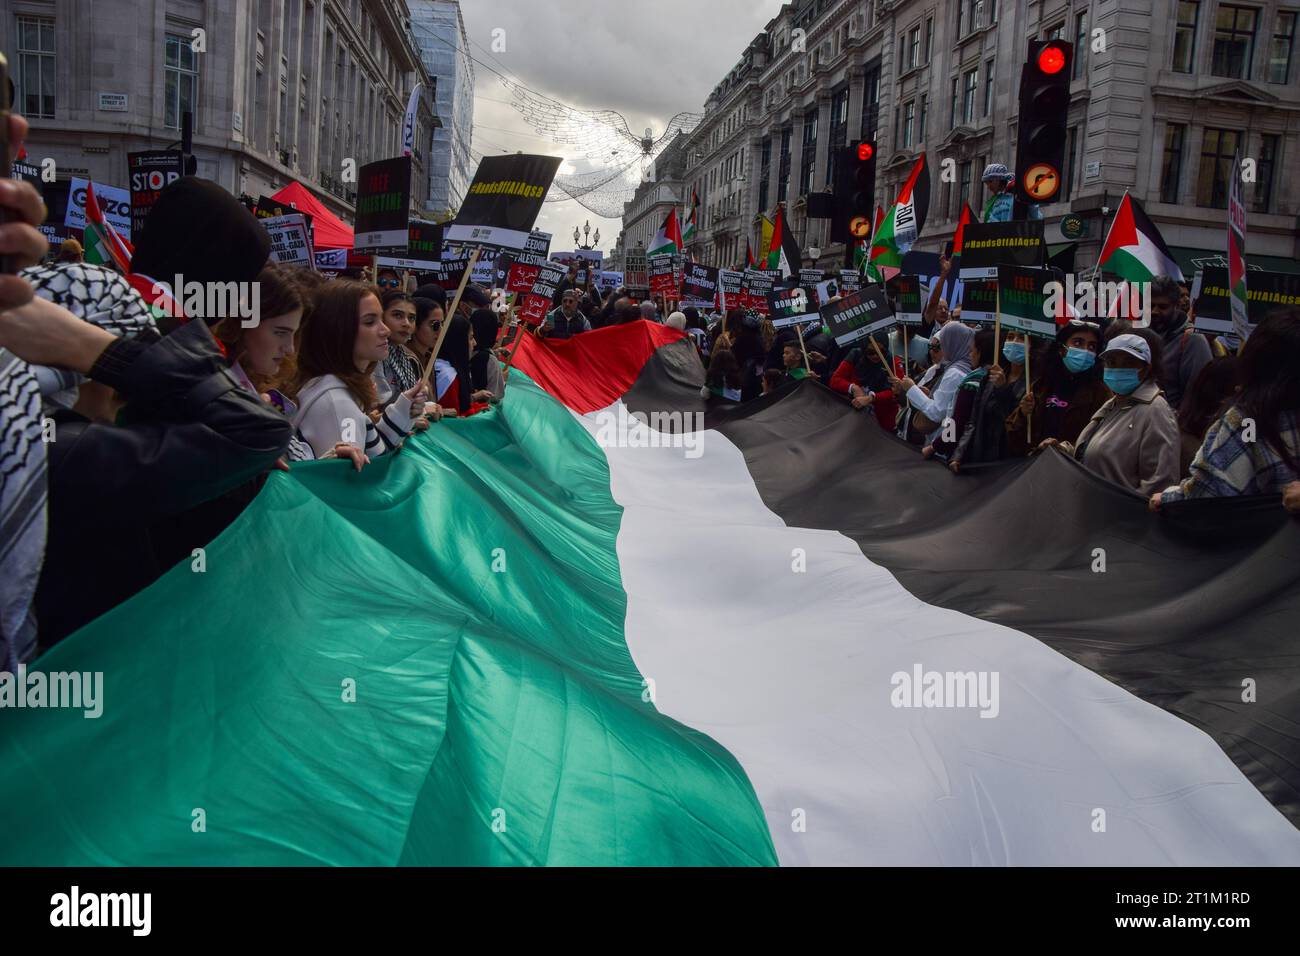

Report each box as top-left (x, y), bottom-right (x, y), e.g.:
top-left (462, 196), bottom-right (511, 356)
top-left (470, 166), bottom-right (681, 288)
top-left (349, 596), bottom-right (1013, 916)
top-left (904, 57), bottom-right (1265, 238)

top-left (128, 150), bottom-right (187, 238)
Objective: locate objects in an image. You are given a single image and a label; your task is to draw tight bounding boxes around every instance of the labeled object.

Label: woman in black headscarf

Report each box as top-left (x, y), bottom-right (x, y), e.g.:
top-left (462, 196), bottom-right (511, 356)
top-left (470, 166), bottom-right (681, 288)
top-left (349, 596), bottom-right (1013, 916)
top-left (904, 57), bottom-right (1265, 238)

top-left (469, 307), bottom-right (505, 404)
top-left (433, 313), bottom-right (475, 414)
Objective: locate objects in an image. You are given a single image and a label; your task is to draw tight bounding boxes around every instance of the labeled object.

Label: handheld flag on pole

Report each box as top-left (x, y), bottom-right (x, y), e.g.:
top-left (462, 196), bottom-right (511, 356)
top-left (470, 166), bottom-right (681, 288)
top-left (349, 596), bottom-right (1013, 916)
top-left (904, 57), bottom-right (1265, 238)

top-left (683, 188), bottom-right (699, 244)
top-left (870, 155), bottom-right (931, 272)
top-left (759, 215), bottom-right (775, 263)
top-left (743, 236), bottom-right (755, 270)
top-left (648, 207), bottom-right (683, 258)
top-left (765, 205), bottom-right (802, 279)
top-left (82, 183), bottom-right (134, 274)
top-left (1227, 151), bottom-right (1249, 346)
top-left (1097, 191), bottom-right (1185, 284)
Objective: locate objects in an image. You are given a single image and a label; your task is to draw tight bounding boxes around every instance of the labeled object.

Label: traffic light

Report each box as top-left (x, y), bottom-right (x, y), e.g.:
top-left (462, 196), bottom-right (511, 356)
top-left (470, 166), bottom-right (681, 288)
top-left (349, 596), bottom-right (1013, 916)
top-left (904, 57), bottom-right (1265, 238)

top-left (1014, 40), bottom-right (1072, 207)
top-left (831, 139), bottom-right (876, 249)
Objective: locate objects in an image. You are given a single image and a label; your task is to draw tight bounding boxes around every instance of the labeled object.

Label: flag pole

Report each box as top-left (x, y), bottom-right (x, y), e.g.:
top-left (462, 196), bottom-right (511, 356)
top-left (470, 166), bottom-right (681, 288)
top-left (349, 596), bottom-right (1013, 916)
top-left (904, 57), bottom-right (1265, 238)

top-left (994, 284), bottom-right (1002, 360)
top-left (1024, 334), bottom-right (1033, 448)
top-left (796, 320), bottom-right (811, 372)
top-left (421, 246), bottom-right (482, 388)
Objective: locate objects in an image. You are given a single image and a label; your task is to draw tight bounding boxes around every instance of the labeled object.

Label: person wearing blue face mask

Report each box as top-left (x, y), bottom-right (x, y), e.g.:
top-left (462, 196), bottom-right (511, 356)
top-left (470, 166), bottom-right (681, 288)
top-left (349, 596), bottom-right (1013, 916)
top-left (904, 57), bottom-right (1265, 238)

top-left (949, 331), bottom-right (1030, 471)
top-left (1006, 320), bottom-right (1111, 457)
top-left (1040, 333), bottom-right (1180, 495)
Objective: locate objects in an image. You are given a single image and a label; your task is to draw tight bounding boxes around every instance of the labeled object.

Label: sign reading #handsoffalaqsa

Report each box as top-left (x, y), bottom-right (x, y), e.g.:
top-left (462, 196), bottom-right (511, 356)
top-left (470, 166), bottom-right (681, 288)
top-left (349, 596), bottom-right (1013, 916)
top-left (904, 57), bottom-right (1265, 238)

top-left (958, 220), bottom-right (1046, 281)
top-left (445, 153), bottom-right (562, 252)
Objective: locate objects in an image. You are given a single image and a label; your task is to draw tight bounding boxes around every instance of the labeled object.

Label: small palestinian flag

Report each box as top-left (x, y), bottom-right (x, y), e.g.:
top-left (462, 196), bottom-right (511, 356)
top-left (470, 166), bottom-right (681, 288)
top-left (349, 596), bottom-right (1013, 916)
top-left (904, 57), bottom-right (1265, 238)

top-left (743, 236), bottom-right (755, 269)
top-left (765, 205), bottom-right (802, 279)
top-left (683, 189), bottom-right (699, 243)
top-left (82, 183), bottom-right (133, 274)
top-left (648, 207), bottom-right (683, 258)
top-left (1098, 191), bottom-right (1185, 283)
top-left (871, 154), bottom-right (931, 271)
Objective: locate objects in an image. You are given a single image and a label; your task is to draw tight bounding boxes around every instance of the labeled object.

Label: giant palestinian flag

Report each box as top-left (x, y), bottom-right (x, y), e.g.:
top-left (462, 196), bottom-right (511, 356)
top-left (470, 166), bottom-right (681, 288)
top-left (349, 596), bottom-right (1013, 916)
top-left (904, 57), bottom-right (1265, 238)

top-left (3, 324), bottom-right (1300, 866)
top-left (1098, 191), bottom-right (1185, 284)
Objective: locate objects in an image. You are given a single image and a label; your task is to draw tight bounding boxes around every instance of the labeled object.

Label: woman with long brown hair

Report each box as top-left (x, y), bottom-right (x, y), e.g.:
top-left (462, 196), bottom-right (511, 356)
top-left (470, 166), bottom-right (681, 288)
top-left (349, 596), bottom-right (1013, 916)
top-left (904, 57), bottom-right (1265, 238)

top-left (290, 281), bottom-right (426, 465)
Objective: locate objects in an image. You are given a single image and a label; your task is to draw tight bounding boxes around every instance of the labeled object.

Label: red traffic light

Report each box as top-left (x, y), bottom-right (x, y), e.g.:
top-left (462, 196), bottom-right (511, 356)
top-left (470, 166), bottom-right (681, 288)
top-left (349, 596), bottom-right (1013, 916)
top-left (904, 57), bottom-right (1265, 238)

top-left (857, 142), bottom-right (874, 162)
top-left (1037, 44), bottom-right (1066, 75)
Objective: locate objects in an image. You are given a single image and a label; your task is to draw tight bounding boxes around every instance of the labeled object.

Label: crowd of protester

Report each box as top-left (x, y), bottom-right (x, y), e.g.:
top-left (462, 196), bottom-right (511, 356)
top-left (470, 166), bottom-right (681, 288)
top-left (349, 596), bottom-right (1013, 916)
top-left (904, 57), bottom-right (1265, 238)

top-left (0, 103), bottom-right (1297, 672)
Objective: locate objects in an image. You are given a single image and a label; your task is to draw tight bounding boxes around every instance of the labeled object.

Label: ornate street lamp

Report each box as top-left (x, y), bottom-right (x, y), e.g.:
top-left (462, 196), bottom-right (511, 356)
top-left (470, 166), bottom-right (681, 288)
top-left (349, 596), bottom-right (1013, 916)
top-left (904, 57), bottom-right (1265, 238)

top-left (574, 220), bottom-right (601, 250)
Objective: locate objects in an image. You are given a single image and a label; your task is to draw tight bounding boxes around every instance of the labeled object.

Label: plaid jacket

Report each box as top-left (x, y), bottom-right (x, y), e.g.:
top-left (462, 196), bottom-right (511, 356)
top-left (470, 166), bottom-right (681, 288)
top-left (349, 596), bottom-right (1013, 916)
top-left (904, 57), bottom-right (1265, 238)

top-left (1161, 406), bottom-right (1300, 503)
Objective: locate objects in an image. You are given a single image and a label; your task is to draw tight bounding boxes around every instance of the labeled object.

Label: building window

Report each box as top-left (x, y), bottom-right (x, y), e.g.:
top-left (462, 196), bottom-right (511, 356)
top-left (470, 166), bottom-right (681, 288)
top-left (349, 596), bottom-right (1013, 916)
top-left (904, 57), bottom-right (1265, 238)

top-left (16, 15), bottom-right (56, 119)
top-left (1197, 127), bottom-right (1241, 208)
top-left (828, 87), bottom-right (850, 185)
top-left (778, 126), bottom-right (792, 203)
top-left (165, 33), bottom-right (200, 130)
top-left (950, 76), bottom-right (960, 129)
top-left (1173, 1), bottom-right (1200, 73)
top-left (919, 93), bottom-right (929, 144)
top-left (962, 69), bottom-right (978, 124)
top-left (909, 25), bottom-right (921, 69)
top-left (799, 109), bottom-right (818, 196)
top-left (1255, 133), bottom-right (1279, 212)
top-left (1161, 124), bottom-right (1186, 204)
top-left (959, 0), bottom-right (995, 37)
top-left (1212, 5), bottom-right (1257, 78)
top-left (1073, 11), bottom-right (1088, 79)
top-left (902, 100), bottom-right (915, 148)
top-left (759, 136), bottom-right (772, 213)
top-left (1046, 22), bottom-right (1064, 40)
top-left (983, 59), bottom-right (994, 116)
top-left (860, 62), bottom-right (881, 141)
top-left (1268, 11), bottom-right (1296, 83)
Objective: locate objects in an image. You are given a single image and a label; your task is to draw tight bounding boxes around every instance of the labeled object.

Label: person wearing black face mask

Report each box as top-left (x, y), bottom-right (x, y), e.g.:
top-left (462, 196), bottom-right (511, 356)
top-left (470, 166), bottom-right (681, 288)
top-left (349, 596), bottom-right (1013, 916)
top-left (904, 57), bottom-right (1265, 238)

top-left (1006, 320), bottom-right (1111, 458)
top-left (1149, 274), bottom-right (1211, 412)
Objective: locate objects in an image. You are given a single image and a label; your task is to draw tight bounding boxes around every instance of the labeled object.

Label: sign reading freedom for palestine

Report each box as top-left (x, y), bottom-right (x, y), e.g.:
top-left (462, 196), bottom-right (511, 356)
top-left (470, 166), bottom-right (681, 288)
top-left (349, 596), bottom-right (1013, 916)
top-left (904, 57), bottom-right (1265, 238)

top-left (354, 157), bottom-right (412, 255)
top-left (445, 153), bottom-right (562, 252)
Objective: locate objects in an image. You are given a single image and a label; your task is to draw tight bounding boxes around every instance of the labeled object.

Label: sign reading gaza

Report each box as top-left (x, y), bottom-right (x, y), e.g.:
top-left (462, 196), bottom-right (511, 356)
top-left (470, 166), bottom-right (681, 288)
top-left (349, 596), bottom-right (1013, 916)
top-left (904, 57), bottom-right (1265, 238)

top-left (354, 157), bottom-right (412, 255)
top-left (445, 153), bottom-right (562, 252)
top-left (820, 286), bottom-right (895, 346)
top-left (958, 220), bottom-right (1046, 281)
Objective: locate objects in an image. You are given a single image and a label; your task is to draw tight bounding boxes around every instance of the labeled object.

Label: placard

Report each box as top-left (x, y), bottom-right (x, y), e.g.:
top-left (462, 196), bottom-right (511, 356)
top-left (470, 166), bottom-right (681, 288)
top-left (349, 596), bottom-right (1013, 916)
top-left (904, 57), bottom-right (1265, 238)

top-left (958, 220), bottom-right (1046, 281)
top-left (64, 178), bottom-right (132, 239)
top-left (376, 221), bottom-right (445, 271)
top-left (1194, 268), bottom-right (1300, 335)
top-left (519, 262), bottom-right (566, 325)
top-left (820, 286), bottom-right (896, 347)
top-left (354, 157), bottom-right (411, 254)
top-left (445, 153), bottom-right (561, 251)
top-left (768, 287), bottom-right (819, 329)
top-left (886, 274), bottom-right (924, 325)
top-left (681, 262), bottom-right (719, 307)
top-left (960, 279), bottom-right (1000, 324)
top-left (998, 265), bottom-right (1060, 338)
top-left (261, 213), bottom-right (313, 268)
top-left (624, 250), bottom-right (649, 295)
top-left (505, 230), bottom-right (553, 293)
top-left (719, 269), bottom-right (745, 310)
top-left (649, 254), bottom-right (677, 297)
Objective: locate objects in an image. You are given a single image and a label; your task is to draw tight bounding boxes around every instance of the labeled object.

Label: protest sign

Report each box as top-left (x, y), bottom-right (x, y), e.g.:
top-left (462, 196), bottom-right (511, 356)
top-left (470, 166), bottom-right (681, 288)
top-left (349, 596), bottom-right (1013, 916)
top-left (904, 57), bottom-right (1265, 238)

top-left (354, 157), bottom-right (411, 254)
top-left (741, 269), bottom-right (777, 313)
top-left (649, 254), bottom-right (677, 297)
top-left (128, 150), bottom-right (185, 239)
top-left (505, 230), bottom-right (553, 293)
top-left (820, 286), bottom-right (896, 347)
top-left (719, 269), bottom-right (745, 309)
top-left (681, 262), bottom-right (720, 308)
top-left (624, 250), bottom-right (649, 295)
top-left (768, 286), bottom-right (819, 329)
top-left (998, 266), bottom-right (1061, 338)
top-left (314, 249), bottom-right (347, 271)
top-left (597, 270), bottom-right (623, 291)
top-left (520, 261), bottom-right (566, 325)
top-left (64, 178), bottom-right (132, 239)
top-left (1194, 268), bottom-right (1300, 335)
top-left (839, 269), bottom-right (862, 295)
top-left (886, 274), bottom-right (924, 325)
top-left (958, 220), bottom-right (1046, 280)
top-left (262, 213), bottom-right (313, 268)
top-left (376, 221), bottom-right (445, 271)
top-left (432, 256), bottom-right (471, 290)
top-left (960, 279), bottom-right (1000, 324)
top-left (445, 153), bottom-right (561, 251)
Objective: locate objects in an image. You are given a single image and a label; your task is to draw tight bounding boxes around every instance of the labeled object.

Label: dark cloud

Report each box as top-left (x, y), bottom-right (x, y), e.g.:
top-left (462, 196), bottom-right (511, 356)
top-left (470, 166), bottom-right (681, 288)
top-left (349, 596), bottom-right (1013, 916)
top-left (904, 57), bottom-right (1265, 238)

top-left (458, 0), bottom-right (784, 247)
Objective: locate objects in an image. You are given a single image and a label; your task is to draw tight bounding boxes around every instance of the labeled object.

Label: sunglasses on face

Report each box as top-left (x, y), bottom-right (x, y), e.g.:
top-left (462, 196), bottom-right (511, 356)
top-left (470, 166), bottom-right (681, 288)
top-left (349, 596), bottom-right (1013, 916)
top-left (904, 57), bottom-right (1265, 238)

top-left (378, 278), bottom-right (400, 289)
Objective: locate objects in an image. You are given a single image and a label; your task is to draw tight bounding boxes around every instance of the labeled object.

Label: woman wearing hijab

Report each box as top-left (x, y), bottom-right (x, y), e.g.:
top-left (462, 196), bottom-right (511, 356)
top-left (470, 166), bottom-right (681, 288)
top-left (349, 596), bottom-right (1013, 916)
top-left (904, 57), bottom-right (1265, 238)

top-left (1153, 308), bottom-right (1300, 509)
top-left (432, 312), bottom-right (475, 414)
top-left (949, 330), bottom-right (1030, 471)
top-left (1046, 332), bottom-right (1180, 495)
top-left (928, 328), bottom-right (996, 462)
top-left (830, 336), bottom-right (900, 431)
top-left (896, 321), bottom-right (976, 446)
top-left (469, 307), bottom-right (506, 404)
top-left (1006, 319), bottom-right (1110, 457)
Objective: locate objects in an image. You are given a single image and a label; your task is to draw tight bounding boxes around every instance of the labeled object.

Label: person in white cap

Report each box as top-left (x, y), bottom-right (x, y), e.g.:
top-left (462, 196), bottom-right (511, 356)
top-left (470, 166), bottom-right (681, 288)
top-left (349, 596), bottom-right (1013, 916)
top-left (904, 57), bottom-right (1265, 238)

top-left (665, 311), bottom-right (687, 331)
top-left (1040, 331), bottom-right (1180, 495)
top-left (980, 163), bottom-right (1015, 223)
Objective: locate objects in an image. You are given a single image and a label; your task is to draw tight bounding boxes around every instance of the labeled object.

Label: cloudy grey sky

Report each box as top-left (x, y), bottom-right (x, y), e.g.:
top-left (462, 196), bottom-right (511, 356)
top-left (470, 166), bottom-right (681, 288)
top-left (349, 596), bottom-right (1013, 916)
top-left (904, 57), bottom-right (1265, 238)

top-left (458, 0), bottom-right (787, 253)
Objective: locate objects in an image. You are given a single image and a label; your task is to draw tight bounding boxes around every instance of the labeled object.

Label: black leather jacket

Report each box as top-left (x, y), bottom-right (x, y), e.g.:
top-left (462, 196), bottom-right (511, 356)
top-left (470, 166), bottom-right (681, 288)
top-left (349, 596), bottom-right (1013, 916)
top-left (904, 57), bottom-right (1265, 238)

top-left (36, 319), bottom-right (292, 650)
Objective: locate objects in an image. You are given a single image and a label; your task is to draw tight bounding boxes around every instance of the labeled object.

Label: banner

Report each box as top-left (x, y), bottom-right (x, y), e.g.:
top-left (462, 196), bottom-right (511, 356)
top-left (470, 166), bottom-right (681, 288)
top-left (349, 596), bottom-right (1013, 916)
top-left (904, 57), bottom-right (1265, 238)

top-left (506, 230), bottom-right (553, 293)
top-left (624, 251), bottom-right (649, 295)
top-left (768, 287), bottom-right (819, 329)
top-left (820, 286), bottom-right (896, 347)
top-left (1194, 268), bottom-right (1300, 335)
top-left (354, 157), bottom-right (412, 255)
top-left (261, 213), bottom-right (313, 269)
top-left (445, 153), bottom-right (562, 251)
top-left (958, 220), bottom-right (1046, 281)
top-left (681, 262), bottom-right (719, 307)
top-left (520, 262), bottom-right (565, 325)
top-left (127, 150), bottom-right (185, 239)
top-left (718, 269), bottom-right (745, 310)
top-left (998, 265), bottom-right (1061, 339)
top-left (376, 221), bottom-right (445, 272)
top-left (597, 270), bottom-right (623, 292)
top-left (740, 268), bottom-right (777, 313)
top-left (313, 249), bottom-right (348, 271)
top-left (886, 274), bottom-right (923, 325)
top-left (960, 278), bottom-right (1000, 324)
top-left (649, 254), bottom-right (677, 297)
top-left (64, 178), bottom-right (132, 239)
top-left (401, 83), bottom-right (423, 158)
